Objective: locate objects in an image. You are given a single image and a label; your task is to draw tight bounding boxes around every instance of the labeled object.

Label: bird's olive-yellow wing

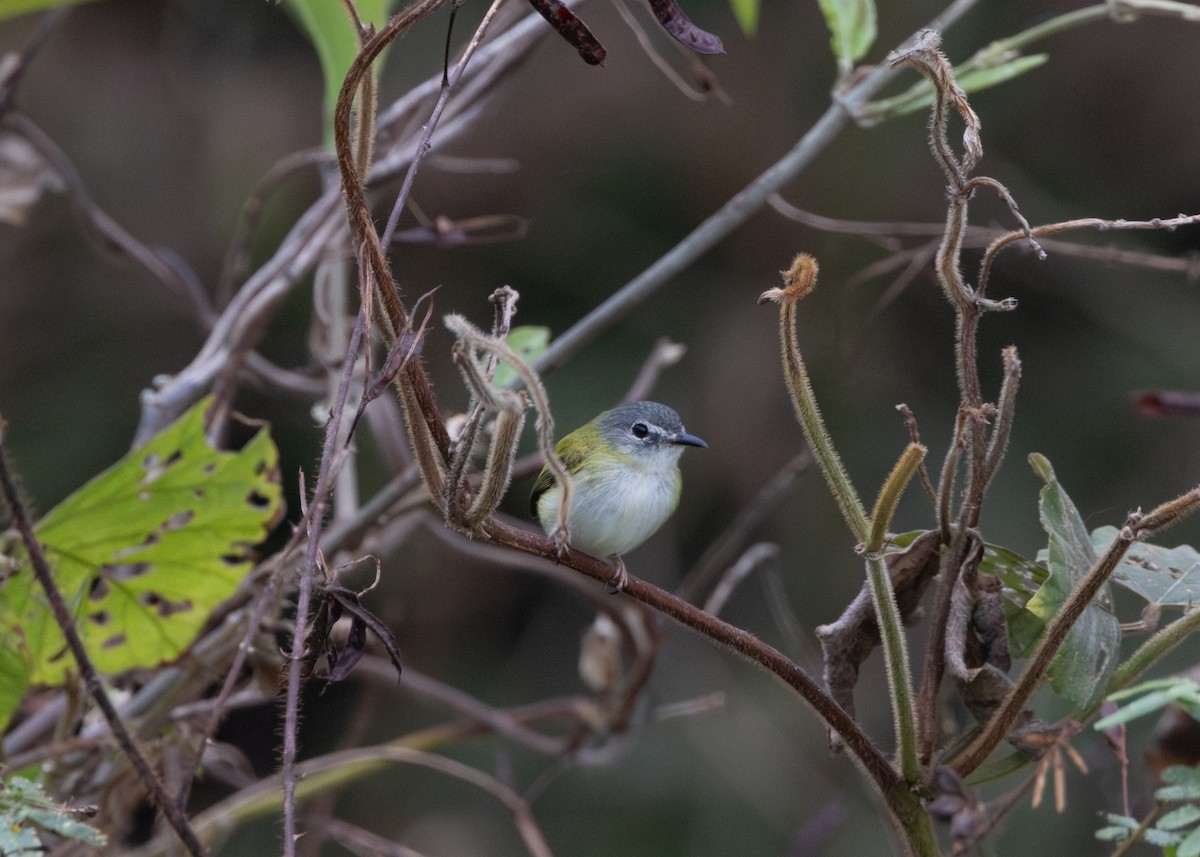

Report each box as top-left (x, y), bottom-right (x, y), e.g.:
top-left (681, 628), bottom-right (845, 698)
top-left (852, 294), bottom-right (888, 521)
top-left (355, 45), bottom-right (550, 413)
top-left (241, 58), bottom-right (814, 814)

top-left (529, 443), bottom-right (588, 517)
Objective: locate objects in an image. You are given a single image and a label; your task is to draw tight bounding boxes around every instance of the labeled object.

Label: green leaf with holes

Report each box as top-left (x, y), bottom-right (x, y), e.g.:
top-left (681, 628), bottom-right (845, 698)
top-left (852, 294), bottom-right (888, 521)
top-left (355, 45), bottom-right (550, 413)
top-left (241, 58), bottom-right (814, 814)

top-left (1090, 525), bottom-right (1200, 609)
top-left (1025, 453), bottom-right (1120, 709)
top-left (1, 397), bottom-right (282, 695)
top-left (978, 541), bottom-right (1049, 658)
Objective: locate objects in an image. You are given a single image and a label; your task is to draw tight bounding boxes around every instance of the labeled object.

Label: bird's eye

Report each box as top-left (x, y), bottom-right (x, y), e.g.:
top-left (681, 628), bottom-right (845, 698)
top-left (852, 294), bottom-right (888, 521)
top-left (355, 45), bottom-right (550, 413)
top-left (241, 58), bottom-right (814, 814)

top-left (631, 422), bottom-right (650, 438)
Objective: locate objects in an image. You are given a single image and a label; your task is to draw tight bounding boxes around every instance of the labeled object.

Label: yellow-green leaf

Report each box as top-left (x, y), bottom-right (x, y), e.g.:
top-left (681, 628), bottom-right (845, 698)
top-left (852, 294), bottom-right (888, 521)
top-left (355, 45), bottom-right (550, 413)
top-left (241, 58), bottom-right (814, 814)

top-left (1, 397), bottom-right (282, 689)
top-left (728, 0), bottom-right (759, 37)
top-left (285, 0), bottom-right (390, 148)
top-left (0, 0), bottom-right (102, 24)
top-left (817, 0), bottom-right (876, 65)
top-left (492, 326), bottom-right (551, 389)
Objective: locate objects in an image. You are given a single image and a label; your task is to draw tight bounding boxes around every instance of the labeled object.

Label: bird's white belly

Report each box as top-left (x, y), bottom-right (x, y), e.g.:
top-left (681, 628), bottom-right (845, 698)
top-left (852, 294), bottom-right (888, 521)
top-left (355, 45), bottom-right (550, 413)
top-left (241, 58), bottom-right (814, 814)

top-left (539, 464), bottom-right (680, 559)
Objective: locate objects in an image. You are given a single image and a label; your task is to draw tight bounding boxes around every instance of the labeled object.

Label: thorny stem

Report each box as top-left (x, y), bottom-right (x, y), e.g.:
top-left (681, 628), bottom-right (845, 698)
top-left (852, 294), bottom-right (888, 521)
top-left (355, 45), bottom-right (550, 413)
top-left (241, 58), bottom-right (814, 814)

top-left (952, 486), bottom-right (1200, 775)
top-left (282, 295), bottom-right (370, 855)
top-left (444, 314), bottom-right (573, 541)
top-left (891, 31), bottom-right (1026, 775)
top-left (981, 347), bottom-right (1021, 485)
top-left (977, 213), bottom-right (1200, 297)
top-left (759, 254), bottom-right (870, 543)
top-left (0, 427), bottom-right (208, 857)
top-left (759, 257), bottom-right (933, 800)
top-left (868, 443), bottom-right (928, 554)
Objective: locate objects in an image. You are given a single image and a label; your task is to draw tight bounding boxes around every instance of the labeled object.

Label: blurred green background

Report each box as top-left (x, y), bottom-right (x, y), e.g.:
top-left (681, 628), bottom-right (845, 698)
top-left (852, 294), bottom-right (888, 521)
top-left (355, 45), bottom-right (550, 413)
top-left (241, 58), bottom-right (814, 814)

top-left (1, 0), bottom-right (1198, 854)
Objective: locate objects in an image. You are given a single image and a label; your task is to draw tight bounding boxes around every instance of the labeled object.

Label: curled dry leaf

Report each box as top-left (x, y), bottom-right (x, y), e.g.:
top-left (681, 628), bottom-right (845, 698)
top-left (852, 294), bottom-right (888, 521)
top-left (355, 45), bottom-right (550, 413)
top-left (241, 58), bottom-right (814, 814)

top-left (816, 529), bottom-right (941, 735)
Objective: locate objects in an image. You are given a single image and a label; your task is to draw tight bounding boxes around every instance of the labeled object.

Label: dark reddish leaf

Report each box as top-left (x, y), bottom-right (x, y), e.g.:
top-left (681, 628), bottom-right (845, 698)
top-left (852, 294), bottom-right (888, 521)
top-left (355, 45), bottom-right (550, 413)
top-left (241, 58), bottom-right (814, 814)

top-left (1136, 390), bottom-right (1200, 419)
top-left (526, 0), bottom-right (607, 65)
top-left (646, 0), bottom-right (723, 55)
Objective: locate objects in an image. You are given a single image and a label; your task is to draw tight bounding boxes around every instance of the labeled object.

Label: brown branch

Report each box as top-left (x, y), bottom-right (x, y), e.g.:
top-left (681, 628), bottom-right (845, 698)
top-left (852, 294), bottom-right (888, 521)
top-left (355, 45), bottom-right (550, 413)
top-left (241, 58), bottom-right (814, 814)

top-left (333, 0), bottom-right (453, 466)
top-left (0, 424), bottom-right (208, 857)
top-left (483, 517), bottom-right (902, 798)
top-left (977, 213), bottom-right (1200, 296)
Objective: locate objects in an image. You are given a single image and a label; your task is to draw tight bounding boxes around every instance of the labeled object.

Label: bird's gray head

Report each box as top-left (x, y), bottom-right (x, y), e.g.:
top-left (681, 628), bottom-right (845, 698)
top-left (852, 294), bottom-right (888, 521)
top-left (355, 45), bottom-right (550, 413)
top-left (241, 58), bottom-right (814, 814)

top-left (597, 401), bottom-right (707, 458)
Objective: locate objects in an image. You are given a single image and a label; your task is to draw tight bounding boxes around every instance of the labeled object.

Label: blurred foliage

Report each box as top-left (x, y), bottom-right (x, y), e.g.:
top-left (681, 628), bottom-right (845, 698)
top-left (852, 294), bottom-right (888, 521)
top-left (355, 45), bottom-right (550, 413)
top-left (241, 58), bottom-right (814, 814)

top-left (0, 776), bottom-right (106, 854)
top-left (0, 0), bottom-right (98, 25)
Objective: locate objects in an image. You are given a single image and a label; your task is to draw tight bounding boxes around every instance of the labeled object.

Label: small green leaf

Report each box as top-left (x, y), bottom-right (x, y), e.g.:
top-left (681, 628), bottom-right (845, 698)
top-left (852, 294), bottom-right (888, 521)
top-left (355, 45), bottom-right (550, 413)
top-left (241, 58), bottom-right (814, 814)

top-left (1158, 766), bottom-right (1200, 802)
top-left (1025, 453), bottom-right (1120, 709)
top-left (1096, 813), bottom-right (1140, 842)
top-left (817, 0), bottom-right (876, 65)
top-left (0, 0), bottom-right (101, 24)
top-left (492, 326), bottom-right (551, 389)
top-left (0, 776), bottom-right (106, 850)
top-left (1, 397), bottom-right (282, 689)
top-left (1090, 525), bottom-right (1200, 609)
top-left (727, 0), bottom-right (759, 37)
top-left (1095, 680), bottom-right (1200, 731)
top-left (1178, 824), bottom-right (1200, 857)
top-left (1147, 828), bottom-right (1185, 848)
top-left (1160, 806), bottom-right (1200, 832)
top-left (865, 54), bottom-right (1048, 121)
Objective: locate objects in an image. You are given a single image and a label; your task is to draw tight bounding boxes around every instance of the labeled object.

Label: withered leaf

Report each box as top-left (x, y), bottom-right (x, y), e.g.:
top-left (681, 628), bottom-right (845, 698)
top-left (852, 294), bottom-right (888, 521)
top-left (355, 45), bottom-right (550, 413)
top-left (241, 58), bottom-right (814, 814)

top-left (816, 529), bottom-right (941, 730)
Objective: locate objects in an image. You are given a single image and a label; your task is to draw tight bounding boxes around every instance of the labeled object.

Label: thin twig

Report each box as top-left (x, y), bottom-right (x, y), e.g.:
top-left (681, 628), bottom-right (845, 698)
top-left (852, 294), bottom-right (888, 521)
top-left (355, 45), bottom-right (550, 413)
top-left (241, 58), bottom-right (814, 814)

top-left (622, 337), bottom-right (688, 404)
top-left (525, 0), bottom-right (982, 382)
top-left (676, 451), bottom-right (810, 604)
top-left (282, 278), bottom-right (370, 854)
top-left (703, 542), bottom-right (780, 616)
top-left (896, 405), bottom-right (938, 506)
top-left (380, 0), bottom-right (509, 251)
top-left (483, 517), bottom-right (901, 798)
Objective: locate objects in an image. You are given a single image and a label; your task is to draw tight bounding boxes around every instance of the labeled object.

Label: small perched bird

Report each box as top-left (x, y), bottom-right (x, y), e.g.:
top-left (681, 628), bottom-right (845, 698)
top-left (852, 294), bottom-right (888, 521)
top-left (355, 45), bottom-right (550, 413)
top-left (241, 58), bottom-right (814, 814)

top-left (530, 401), bottom-right (707, 591)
